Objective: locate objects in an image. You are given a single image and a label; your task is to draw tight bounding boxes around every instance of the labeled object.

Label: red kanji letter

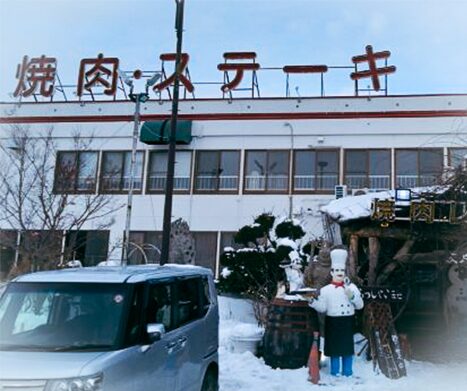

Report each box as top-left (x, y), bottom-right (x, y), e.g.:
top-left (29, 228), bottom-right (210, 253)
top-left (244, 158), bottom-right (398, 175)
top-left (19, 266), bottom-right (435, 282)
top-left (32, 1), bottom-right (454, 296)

top-left (77, 53), bottom-right (119, 97)
top-left (153, 53), bottom-right (194, 93)
top-left (217, 52), bottom-right (260, 92)
top-left (350, 45), bottom-right (396, 91)
top-left (14, 55), bottom-right (57, 98)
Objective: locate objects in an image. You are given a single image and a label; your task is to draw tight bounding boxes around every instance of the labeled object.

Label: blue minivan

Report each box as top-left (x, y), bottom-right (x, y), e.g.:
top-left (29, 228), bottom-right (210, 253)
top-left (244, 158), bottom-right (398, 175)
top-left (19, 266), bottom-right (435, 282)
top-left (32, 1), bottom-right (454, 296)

top-left (0, 264), bottom-right (219, 391)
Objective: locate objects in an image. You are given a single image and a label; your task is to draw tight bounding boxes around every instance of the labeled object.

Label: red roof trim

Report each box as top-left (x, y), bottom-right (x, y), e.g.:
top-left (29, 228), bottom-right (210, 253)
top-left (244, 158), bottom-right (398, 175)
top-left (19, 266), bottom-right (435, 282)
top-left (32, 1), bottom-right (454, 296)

top-left (1, 110), bottom-right (467, 124)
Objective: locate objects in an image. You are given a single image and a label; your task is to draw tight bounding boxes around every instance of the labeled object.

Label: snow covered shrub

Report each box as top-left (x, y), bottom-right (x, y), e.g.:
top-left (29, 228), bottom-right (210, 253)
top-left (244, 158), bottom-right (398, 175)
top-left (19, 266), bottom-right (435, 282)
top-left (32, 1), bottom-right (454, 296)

top-left (217, 213), bottom-right (310, 322)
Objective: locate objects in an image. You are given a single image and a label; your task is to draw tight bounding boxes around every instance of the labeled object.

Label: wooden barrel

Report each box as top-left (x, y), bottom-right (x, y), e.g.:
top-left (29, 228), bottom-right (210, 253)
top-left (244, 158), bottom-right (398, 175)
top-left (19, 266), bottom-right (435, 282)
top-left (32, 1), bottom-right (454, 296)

top-left (263, 298), bottom-right (319, 369)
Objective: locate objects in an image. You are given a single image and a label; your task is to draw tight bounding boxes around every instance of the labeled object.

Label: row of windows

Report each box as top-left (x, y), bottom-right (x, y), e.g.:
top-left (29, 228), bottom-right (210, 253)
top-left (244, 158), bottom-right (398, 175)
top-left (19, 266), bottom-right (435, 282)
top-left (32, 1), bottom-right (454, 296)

top-left (54, 147), bottom-right (467, 194)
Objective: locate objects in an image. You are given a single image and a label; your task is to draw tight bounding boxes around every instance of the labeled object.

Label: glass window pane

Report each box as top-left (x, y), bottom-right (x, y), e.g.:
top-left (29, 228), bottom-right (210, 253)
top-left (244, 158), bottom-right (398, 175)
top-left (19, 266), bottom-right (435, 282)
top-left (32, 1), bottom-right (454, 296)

top-left (345, 150), bottom-right (367, 189)
top-left (148, 284), bottom-right (173, 331)
top-left (102, 152), bottom-right (123, 191)
top-left (197, 151), bottom-right (218, 175)
top-left (369, 150), bottom-right (391, 190)
top-left (420, 149), bottom-right (443, 186)
top-left (245, 151), bottom-right (267, 190)
top-left (77, 152), bottom-right (97, 191)
top-left (148, 152), bottom-right (167, 191)
top-left (396, 150), bottom-right (417, 188)
top-left (346, 151), bottom-right (367, 174)
top-left (420, 149), bottom-right (443, 174)
top-left (219, 151), bottom-right (239, 191)
top-left (396, 150), bottom-right (417, 175)
top-left (267, 151), bottom-right (288, 190)
top-left (316, 150), bottom-right (338, 190)
top-left (174, 151), bottom-right (191, 190)
top-left (195, 151), bottom-right (218, 191)
top-left (220, 151), bottom-right (239, 176)
top-left (56, 152), bottom-right (77, 191)
top-left (149, 152), bottom-right (168, 175)
top-left (450, 148), bottom-right (467, 168)
top-left (294, 151), bottom-right (315, 190)
top-left (122, 152), bottom-right (143, 190)
top-left (177, 279), bottom-right (201, 326)
top-left (102, 152), bottom-right (123, 175)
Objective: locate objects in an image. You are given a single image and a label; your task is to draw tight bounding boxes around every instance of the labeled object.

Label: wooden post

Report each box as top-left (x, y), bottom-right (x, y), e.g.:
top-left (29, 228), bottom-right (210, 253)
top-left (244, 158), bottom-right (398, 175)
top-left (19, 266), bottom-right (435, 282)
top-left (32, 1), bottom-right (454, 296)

top-left (348, 235), bottom-right (359, 279)
top-left (368, 236), bottom-right (380, 286)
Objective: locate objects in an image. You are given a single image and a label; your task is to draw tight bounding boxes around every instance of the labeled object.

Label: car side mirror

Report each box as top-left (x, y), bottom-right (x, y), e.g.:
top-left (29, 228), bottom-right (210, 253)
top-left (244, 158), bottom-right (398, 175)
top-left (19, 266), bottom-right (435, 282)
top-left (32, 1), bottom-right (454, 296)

top-left (146, 323), bottom-right (165, 343)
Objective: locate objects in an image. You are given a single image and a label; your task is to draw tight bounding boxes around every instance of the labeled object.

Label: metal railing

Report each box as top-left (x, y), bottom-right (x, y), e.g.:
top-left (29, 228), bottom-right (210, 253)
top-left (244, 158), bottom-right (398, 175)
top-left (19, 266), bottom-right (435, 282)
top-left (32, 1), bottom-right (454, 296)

top-left (396, 175), bottom-right (440, 188)
top-left (101, 175), bottom-right (142, 191)
top-left (293, 175), bottom-right (338, 190)
top-left (245, 175), bottom-right (288, 191)
top-left (76, 176), bottom-right (96, 191)
top-left (195, 175), bottom-right (238, 191)
top-left (147, 175), bottom-right (190, 191)
top-left (345, 175), bottom-right (391, 190)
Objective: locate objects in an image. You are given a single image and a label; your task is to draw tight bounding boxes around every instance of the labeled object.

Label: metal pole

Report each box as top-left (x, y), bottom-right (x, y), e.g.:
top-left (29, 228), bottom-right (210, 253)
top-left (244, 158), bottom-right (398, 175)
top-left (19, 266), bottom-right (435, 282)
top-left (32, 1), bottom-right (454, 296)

top-left (122, 97), bottom-right (141, 266)
top-left (161, 0), bottom-right (185, 265)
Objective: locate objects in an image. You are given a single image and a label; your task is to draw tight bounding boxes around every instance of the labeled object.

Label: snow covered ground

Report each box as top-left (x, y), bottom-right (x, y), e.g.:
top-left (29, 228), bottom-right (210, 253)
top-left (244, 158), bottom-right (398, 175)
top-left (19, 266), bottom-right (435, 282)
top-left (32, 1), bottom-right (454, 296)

top-left (218, 296), bottom-right (467, 391)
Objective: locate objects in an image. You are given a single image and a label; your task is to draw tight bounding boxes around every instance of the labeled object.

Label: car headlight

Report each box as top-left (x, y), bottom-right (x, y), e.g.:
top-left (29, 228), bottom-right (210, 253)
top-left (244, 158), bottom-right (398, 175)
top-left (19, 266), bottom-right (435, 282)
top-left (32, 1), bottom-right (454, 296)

top-left (45, 373), bottom-right (103, 391)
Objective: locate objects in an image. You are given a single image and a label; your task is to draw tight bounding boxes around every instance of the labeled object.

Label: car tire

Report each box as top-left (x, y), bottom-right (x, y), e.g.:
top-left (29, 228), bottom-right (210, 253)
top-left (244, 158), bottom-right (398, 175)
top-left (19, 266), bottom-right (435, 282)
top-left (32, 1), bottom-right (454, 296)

top-left (200, 369), bottom-right (218, 391)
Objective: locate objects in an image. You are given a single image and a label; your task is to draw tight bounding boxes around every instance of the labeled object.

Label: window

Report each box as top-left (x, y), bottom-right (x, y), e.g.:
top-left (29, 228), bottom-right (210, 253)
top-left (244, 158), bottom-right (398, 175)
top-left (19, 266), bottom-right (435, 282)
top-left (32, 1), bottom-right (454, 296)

top-left (176, 278), bottom-right (202, 327)
top-left (449, 148), bottom-right (467, 168)
top-left (293, 150), bottom-right (339, 192)
top-left (147, 283), bottom-right (173, 332)
top-left (54, 151), bottom-right (98, 193)
top-left (128, 231), bottom-right (163, 265)
top-left (101, 151), bottom-right (144, 193)
top-left (147, 151), bottom-right (192, 193)
top-left (244, 150), bottom-right (289, 192)
top-left (345, 149), bottom-right (391, 190)
top-left (65, 230), bottom-right (110, 266)
top-left (195, 151), bottom-right (240, 192)
top-left (396, 149), bottom-right (443, 188)
top-left (193, 232), bottom-right (218, 272)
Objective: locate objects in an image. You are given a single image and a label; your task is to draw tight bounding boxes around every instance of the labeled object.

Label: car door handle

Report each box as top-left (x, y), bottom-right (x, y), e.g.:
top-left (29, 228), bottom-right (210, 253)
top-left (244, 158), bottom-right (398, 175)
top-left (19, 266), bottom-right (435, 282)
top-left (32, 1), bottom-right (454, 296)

top-left (166, 341), bottom-right (178, 354)
top-left (177, 336), bottom-right (188, 348)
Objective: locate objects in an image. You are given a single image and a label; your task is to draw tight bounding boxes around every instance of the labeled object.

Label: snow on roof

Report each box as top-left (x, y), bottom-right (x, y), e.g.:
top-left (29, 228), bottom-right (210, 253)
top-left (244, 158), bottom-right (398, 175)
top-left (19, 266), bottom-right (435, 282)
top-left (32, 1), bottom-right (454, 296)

top-left (321, 190), bottom-right (393, 223)
top-left (321, 186), bottom-right (449, 223)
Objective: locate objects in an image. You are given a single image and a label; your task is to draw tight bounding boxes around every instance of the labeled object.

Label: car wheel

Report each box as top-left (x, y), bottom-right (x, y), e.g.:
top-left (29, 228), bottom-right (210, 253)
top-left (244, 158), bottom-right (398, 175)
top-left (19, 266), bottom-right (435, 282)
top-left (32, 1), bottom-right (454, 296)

top-left (201, 369), bottom-right (218, 391)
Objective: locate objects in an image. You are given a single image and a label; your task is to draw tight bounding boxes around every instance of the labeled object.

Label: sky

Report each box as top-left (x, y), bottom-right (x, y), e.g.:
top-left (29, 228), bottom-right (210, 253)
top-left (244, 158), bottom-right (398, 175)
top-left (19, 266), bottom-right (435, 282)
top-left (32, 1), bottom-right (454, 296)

top-left (1, 0), bottom-right (467, 101)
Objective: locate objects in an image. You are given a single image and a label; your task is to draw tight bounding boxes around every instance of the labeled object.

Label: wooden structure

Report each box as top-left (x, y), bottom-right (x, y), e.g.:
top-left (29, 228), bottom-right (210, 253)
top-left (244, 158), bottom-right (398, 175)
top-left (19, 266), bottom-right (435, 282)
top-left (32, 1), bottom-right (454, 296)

top-left (263, 298), bottom-right (319, 369)
top-left (336, 193), bottom-right (466, 361)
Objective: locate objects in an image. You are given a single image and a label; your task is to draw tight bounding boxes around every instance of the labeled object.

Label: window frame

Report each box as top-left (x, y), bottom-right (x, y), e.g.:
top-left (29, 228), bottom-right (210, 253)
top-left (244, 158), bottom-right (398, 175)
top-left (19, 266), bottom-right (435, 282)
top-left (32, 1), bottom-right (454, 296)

top-left (292, 148), bottom-right (340, 194)
top-left (243, 149), bottom-right (290, 194)
top-left (343, 148), bottom-right (391, 191)
top-left (194, 150), bottom-right (241, 194)
top-left (146, 150), bottom-right (193, 195)
top-left (54, 150), bottom-right (99, 194)
top-left (99, 150), bottom-right (145, 194)
top-left (395, 148), bottom-right (444, 188)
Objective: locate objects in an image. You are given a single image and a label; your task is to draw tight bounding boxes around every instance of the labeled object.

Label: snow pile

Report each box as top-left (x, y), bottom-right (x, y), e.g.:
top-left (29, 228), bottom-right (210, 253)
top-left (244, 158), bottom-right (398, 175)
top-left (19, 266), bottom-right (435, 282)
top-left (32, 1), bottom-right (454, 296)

top-left (218, 295), bottom-right (467, 391)
top-left (321, 186), bottom-right (449, 223)
top-left (321, 190), bottom-right (392, 222)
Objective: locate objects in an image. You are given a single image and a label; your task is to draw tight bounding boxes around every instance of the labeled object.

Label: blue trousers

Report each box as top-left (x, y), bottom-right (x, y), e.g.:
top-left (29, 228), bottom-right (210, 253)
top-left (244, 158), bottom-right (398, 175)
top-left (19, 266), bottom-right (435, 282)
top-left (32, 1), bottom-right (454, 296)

top-left (330, 355), bottom-right (353, 376)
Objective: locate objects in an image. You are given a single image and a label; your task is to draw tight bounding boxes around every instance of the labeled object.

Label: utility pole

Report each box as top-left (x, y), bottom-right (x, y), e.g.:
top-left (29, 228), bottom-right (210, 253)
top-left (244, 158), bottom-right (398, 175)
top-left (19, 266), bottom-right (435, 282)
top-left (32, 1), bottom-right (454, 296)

top-left (120, 70), bottom-right (161, 266)
top-left (160, 0), bottom-right (185, 265)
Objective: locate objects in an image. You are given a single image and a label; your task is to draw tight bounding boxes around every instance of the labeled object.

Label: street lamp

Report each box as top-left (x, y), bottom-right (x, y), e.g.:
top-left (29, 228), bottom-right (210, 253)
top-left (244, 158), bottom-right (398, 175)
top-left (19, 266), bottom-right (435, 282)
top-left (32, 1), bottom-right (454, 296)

top-left (160, 0), bottom-right (186, 265)
top-left (120, 69), bottom-right (161, 266)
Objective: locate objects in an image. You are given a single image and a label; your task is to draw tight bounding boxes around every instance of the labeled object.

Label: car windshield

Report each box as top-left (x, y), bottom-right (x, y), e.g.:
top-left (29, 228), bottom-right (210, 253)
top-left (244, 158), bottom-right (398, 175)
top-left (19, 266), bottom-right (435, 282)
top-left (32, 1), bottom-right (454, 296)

top-left (0, 282), bottom-right (129, 352)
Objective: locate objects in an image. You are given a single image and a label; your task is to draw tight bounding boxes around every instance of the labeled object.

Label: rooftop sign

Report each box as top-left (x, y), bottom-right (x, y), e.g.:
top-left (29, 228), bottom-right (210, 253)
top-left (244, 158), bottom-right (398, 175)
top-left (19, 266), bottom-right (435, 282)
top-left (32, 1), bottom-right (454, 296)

top-left (12, 45), bottom-right (396, 102)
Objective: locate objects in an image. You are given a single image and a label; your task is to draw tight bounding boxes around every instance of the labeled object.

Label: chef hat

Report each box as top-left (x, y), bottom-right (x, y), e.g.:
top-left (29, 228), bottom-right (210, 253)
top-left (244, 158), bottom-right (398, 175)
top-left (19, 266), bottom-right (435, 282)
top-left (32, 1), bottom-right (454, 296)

top-left (330, 249), bottom-right (347, 270)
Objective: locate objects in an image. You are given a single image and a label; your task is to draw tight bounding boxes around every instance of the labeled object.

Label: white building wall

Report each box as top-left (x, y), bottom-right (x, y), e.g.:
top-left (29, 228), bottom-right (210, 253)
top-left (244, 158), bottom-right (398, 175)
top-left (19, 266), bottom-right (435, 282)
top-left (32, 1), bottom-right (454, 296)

top-left (1, 94), bottom-right (466, 262)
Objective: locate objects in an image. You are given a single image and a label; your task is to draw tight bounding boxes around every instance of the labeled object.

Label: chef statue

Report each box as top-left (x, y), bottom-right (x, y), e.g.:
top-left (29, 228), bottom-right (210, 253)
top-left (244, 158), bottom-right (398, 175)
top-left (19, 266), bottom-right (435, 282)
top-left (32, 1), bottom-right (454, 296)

top-left (309, 248), bottom-right (364, 377)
